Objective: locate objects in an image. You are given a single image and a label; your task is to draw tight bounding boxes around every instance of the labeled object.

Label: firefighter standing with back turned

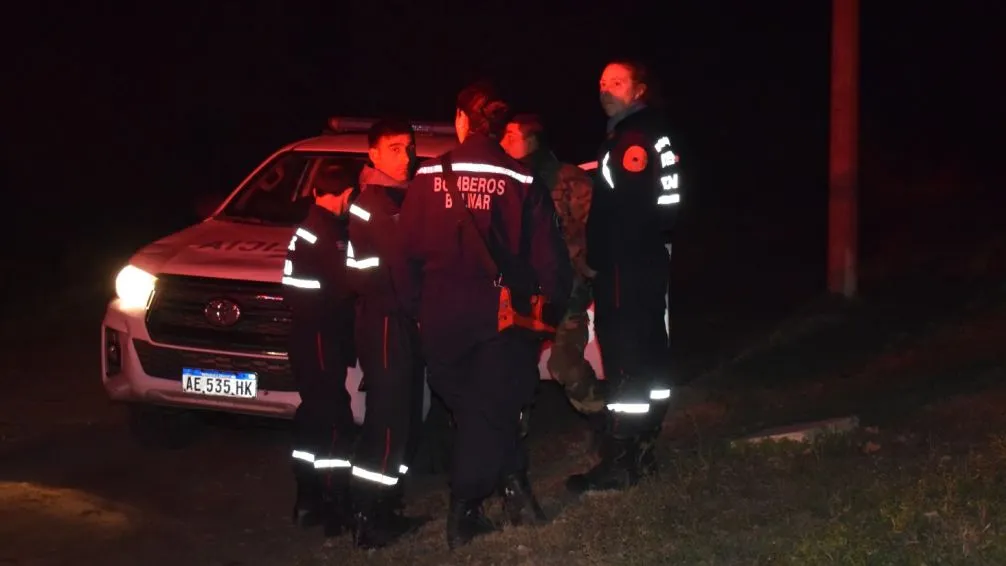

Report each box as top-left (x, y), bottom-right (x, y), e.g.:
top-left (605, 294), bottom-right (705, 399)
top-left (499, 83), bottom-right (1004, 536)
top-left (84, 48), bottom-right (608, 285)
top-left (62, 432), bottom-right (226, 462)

top-left (344, 118), bottom-right (426, 549)
top-left (399, 80), bottom-right (571, 550)
top-left (565, 59), bottom-right (682, 494)
top-left (282, 165), bottom-right (360, 534)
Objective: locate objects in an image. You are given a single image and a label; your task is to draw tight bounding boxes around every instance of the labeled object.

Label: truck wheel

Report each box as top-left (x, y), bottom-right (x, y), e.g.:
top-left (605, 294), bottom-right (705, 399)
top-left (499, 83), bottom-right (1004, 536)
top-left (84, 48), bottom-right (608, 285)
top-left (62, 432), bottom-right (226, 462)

top-left (127, 405), bottom-right (203, 449)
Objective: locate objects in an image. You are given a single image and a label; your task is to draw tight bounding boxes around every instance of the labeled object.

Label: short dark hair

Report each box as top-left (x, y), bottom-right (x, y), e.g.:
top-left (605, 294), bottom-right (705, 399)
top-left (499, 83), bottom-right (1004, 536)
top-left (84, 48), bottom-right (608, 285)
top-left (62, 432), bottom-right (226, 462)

top-left (313, 162), bottom-right (356, 197)
top-left (456, 80), bottom-right (511, 138)
top-left (367, 117), bottom-right (415, 149)
top-left (509, 113), bottom-right (549, 149)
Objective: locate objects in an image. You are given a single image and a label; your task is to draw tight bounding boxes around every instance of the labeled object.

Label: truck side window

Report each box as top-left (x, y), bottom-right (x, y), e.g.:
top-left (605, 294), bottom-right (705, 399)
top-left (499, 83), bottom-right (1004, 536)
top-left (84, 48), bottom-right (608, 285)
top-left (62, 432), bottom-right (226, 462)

top-left (218, 153), bottom-right (366, 225)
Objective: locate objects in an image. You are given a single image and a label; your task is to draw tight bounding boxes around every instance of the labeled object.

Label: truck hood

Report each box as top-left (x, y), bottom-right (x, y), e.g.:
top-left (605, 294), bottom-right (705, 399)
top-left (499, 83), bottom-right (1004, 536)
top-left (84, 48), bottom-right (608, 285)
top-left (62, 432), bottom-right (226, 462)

top-left (129, 219), bottom-right (294, 283)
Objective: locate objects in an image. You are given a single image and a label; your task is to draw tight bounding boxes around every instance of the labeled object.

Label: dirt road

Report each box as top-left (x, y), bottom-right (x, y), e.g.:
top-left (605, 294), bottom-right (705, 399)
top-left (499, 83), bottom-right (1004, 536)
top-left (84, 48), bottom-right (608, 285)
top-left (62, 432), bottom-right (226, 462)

top-left (0, 307), bottom-right (596, 566)
top-left (0, 250), bottom-right (821, 566)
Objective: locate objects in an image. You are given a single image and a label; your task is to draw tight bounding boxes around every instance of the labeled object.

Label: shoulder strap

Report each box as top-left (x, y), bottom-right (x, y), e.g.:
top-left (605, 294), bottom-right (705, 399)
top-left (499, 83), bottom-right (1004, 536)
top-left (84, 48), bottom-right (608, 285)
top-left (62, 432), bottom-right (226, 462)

top-left (440, 153), bottom-right (501, 279)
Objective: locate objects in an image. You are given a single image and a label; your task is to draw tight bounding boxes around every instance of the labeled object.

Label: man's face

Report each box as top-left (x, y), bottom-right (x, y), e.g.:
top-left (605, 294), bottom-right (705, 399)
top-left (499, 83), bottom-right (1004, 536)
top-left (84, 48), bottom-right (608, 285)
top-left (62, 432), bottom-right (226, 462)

top-left (500, 123), bottom-right (537, 160)
top-left (368, 133), bottom-right (416, 183)
top-left (599, 63), bottom-right (646, 118)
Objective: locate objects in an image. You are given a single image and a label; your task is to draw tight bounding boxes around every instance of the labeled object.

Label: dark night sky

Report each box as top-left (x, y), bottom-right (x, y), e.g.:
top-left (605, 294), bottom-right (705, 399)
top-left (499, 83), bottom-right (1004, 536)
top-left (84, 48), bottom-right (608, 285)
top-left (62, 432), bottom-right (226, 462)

top-left (3, 1), bottom-right (1003, 297)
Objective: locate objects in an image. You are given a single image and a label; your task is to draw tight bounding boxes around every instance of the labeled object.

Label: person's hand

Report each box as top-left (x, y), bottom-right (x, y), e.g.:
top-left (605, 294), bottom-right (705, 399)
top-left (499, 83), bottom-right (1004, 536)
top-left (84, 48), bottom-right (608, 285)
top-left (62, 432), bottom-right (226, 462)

top-left (576, 258), bottom-right (598, 279)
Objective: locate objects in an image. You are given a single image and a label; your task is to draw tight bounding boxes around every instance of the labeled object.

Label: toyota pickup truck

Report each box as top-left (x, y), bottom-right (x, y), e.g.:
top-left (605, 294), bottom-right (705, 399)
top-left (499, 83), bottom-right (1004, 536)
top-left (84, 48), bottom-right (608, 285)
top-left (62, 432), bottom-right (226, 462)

top-left (101, 117), bottom-right (626, 448)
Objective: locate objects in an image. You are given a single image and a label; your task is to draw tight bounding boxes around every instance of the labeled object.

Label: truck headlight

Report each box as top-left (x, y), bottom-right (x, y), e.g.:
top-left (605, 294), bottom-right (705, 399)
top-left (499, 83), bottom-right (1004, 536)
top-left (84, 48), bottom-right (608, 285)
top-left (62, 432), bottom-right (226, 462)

top-left (115, 265), bottom-right (157, 309)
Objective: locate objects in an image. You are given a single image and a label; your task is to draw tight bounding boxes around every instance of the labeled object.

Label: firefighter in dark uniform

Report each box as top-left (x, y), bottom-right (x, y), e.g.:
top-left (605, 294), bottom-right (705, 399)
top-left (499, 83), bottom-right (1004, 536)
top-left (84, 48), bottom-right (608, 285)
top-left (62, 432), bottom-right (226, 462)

top-left (344, 118), bottom-right (426, 549)
top-left (282, 164), bottom-right (360, 534)
top-left (399, 80), bottom-right (571, 549)
top-left (566, 60), bottom-right (681, 494)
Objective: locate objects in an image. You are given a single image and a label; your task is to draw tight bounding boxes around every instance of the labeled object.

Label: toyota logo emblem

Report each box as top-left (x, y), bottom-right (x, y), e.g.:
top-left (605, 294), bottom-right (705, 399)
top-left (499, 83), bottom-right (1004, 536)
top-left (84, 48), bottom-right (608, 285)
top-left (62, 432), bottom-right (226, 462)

top-left (204, 298), bottom-right (242, 327)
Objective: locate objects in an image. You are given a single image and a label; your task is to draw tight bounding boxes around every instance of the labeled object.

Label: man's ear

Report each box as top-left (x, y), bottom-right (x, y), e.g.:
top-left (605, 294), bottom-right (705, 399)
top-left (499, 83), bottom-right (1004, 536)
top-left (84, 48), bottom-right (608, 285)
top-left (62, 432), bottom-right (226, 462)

top-left (368, 147), bottom-right (379, 165)
top-left (634, 83), bottom-right (648, 101)
top-left (339, 191), bottom-right (354, 212)
top-left (528, 133), bottom-right (540, 154)
top-left (455, 109), bottom-right (468, 141)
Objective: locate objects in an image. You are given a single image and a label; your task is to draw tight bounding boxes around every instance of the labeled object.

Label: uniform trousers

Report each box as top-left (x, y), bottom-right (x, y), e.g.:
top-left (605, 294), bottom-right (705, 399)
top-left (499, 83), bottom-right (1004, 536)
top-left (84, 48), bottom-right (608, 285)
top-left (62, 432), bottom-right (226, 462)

top-left (427, 333), bottom-right (540, 500)
top-left (289, 323), bottom-right (356, 472)
top-left (351, 311), bottom-right (425, 486)
top-left (592, 259), bottom-right (671, 438)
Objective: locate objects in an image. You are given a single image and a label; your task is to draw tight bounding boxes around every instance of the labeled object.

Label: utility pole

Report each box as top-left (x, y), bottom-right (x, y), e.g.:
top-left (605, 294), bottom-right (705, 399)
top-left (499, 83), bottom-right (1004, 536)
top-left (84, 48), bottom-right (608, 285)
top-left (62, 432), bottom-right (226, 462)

top-left (828, 0), bottom-right (860, 297)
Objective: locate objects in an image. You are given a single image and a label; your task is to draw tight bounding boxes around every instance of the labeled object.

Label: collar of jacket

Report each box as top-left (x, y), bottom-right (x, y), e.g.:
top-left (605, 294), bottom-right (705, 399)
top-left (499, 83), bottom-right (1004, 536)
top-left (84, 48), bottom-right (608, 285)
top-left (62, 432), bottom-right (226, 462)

top-left (368, 184), bottom-right (407, 209)
top-left (522, 148), bottom-right (561, 189)
top-left (606, 101), bottom-right (648, 134)
top-left (309, 202), bottom-right (348, 224)
top-left (359, 164), bottom-right (406, 189)
top-left (459, 132), bottom-right (503, 152)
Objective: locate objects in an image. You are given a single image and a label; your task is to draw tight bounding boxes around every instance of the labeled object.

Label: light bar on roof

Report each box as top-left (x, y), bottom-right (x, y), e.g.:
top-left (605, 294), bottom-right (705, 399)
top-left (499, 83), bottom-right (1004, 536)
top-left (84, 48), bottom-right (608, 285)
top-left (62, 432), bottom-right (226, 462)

top-left (410, 122), bottom-right (456, 135)
top-left (325, 116), bottom-right (455, 136)
top-left (327, 117), bottom-right (377, 132)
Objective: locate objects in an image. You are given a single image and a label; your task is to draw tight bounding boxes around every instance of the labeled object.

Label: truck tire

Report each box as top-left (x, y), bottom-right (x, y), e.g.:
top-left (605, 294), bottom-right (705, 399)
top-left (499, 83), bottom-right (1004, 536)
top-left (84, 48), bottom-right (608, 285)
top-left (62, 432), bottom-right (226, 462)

top-left (127, 405), bottom-right (203, 450)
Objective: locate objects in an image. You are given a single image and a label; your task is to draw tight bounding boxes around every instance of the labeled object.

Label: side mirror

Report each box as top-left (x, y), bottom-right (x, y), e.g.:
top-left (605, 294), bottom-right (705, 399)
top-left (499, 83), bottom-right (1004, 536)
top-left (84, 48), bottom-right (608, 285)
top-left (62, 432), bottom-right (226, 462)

top-left (194, 193), bottom-right (227, 219)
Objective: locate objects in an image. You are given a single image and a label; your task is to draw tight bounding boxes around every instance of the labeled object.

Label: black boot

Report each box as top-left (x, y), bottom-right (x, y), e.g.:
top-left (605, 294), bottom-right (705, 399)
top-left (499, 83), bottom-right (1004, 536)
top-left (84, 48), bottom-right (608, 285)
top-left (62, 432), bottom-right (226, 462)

top-left (518, 405), bottom-right (532, 439)
top-left (499, 472), bottom-right (547, 526)
top-left (586, 410), bottom-right (608, 453)
top-left (446, 496), bottom-right (496, 550)
top-left (565, 434), bottom-right (642, 494)
top-left (352, 485), bottom-right (425, 550)
top-left (322, 468), bottom-right (353, 537)
top-left (291, 465), bottom-right (324, 528)
top-left (636, 430), bottom-right (660, 479)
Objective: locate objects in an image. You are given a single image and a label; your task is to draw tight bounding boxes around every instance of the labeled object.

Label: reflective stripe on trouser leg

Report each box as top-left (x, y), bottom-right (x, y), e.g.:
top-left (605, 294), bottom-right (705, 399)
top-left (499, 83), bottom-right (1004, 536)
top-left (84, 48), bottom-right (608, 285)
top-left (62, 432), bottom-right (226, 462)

top-left (314, 457), bottom-right (352, 469)
top-left (649, 387), bottom-right (671, 401)
top-left (606, 402), bottom-right (651, 414)
top-left (351, 465), bottom-right (399, 486)
top-left (605, 403), bottom-right (667, 438)
top-left (606, 376), bottom-right (670, 437)
top-left (351, 314), bottom-right (420, 488)
top-left (292, 449), bottom-right (352, 470)
top-left (289, 323), bottom-right (357, 474)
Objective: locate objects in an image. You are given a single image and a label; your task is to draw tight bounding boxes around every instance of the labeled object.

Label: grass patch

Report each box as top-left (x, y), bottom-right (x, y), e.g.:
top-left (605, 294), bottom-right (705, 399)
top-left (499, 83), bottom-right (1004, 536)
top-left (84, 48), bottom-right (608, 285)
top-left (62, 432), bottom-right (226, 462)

top-left (293, 419), bottom-right (1006, 565)
top-left (652, 432), bottom-right (1006, 565)
top-left (295, 286), bottom-right (1006, 565)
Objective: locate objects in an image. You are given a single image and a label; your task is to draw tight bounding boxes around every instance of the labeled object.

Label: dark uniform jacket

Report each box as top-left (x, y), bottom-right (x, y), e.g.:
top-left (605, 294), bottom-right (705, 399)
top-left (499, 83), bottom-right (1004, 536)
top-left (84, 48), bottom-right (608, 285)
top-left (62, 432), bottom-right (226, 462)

top-left (587, 104), bottom-right (682, 274)
top-left (399, 134), bottom-right (571, 361)
top-left (281, 204), bottom-right (356, 364)
top-left (346, 166), bottom-right (411, 317)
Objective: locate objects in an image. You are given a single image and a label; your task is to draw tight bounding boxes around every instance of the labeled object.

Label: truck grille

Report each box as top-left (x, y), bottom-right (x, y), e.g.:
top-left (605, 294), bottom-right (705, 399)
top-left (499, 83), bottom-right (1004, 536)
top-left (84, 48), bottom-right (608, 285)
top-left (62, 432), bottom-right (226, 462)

top-left (145, 274), bottom-right (291, 354)
top-left (133, 339), bottom-right (296, 392)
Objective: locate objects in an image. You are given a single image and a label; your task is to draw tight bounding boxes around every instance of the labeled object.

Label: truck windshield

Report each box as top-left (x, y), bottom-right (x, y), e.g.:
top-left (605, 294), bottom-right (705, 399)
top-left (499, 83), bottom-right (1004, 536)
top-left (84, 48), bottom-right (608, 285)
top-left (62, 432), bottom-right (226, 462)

top-left (216, 152), bottom-right (367, 225)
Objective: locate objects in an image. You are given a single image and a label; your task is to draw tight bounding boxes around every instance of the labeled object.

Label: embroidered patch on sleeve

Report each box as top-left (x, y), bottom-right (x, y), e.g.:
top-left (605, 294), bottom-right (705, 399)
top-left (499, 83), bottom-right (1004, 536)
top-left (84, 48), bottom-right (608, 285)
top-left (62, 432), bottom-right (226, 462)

top-left (622, 145), bottom-right (648, 172)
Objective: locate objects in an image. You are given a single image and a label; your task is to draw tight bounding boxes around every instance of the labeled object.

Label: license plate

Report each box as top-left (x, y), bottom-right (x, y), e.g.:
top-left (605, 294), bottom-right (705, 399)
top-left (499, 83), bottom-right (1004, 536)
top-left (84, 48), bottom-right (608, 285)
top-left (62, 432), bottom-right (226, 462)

top-left (181, 368), bottom-right (257, 398)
